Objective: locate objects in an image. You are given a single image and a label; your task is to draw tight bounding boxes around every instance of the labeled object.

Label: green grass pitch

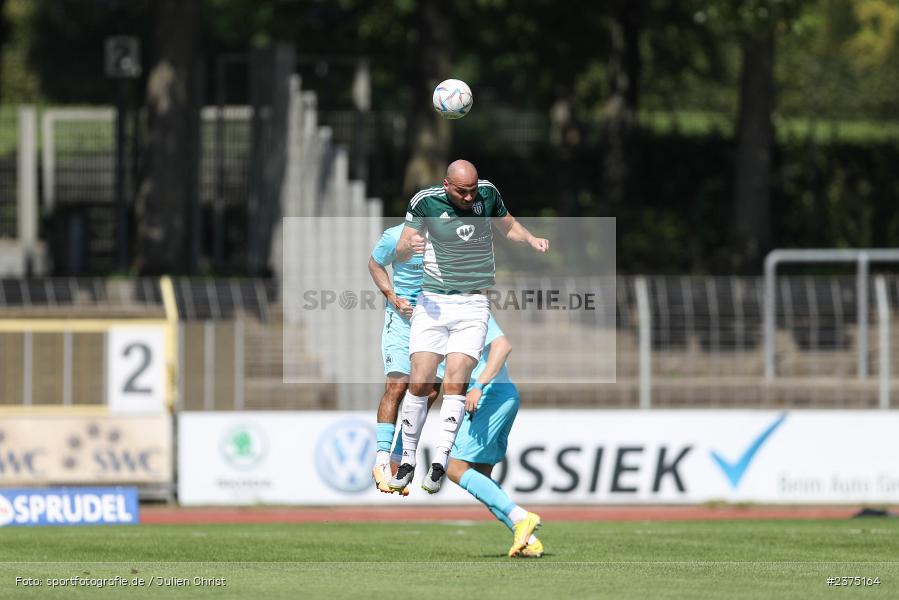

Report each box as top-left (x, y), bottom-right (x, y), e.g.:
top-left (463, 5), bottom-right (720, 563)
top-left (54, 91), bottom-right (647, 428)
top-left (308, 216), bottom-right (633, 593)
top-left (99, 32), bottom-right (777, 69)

top-left (1, 520), bottom-right (898, 599)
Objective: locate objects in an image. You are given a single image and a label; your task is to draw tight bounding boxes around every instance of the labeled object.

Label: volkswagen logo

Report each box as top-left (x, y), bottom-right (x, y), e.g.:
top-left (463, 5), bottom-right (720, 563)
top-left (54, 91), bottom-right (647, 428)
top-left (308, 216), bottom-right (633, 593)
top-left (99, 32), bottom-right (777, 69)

top-left (314, 420), bottom-right (376, 493)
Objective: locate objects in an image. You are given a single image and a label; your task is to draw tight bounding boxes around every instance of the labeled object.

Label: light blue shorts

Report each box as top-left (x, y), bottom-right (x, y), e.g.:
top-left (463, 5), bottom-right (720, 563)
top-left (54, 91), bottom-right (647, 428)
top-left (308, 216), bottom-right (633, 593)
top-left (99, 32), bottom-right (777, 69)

top-left (451, 382), bottom-right (519, 465)
top-left (381, 309), bottom-right (412, 376)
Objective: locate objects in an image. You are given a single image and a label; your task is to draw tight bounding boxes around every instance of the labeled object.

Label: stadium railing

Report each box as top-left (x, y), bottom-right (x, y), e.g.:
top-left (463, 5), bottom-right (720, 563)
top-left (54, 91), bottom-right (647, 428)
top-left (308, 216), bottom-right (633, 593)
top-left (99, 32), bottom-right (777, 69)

top-left (1, 274), bottom-right (897, 411)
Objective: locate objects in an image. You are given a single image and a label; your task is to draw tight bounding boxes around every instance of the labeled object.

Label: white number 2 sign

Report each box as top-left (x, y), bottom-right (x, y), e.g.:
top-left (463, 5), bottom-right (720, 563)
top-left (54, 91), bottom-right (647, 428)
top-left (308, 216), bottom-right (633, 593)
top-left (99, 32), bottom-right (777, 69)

top-left (106, 327), bottom-right (166, 413)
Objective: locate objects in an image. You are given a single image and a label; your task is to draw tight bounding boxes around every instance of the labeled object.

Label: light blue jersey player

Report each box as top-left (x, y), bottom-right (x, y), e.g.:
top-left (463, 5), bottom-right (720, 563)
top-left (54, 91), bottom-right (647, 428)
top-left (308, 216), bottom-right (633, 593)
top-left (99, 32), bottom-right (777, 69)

top-left (371, 224), bottom-right (424, 377)
top-left (436, 315), bottom-right (544, 558)
top-left (368, 224), bottom-right (440, 494)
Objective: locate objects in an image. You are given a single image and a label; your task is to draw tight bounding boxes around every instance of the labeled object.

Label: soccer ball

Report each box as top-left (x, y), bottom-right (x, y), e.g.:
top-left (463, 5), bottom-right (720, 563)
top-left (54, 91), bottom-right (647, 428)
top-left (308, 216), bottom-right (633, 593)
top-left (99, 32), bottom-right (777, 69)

top-left (433, 79), bottom-right (473, 119)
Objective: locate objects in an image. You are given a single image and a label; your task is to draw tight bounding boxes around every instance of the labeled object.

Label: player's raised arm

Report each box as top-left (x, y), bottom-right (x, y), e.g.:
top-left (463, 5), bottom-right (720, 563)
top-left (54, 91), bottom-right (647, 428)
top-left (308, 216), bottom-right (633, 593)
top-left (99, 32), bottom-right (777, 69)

top-left (396, 225), bottom-right (426, 262)
top-left (493, 213), bottom-right (550, 253)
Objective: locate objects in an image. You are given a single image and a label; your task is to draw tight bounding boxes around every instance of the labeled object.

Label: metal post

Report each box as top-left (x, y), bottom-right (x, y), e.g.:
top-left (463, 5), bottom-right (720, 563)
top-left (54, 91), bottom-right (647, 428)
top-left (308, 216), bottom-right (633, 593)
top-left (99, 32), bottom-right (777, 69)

top-left (781, 280), bottom-right (794, 355)
top-left (831, 279), bottom-right (845, 350)
top-left (63, 331), bottom-right (73, 406)
top-left (207, 280), bottom-right (221, 319)
top-left (635, 277), bottom-right (652, 409)
top-left (706, 278), bottom-right (719, 354)
top-left (732, 277), bottom-right (745, 351)
top-left (22, 332), bottom-right (33, 405)
top-left (214, 61), bottom-right (226, 271)
top-left (204, 321), bottom-right (215, 410)
top-left (17, 106), bottom-right (38, 273)
top-left (41, 112), bottom-right (56, 214)
top-left (101, 330), bottom-right (107, 406)
top-left (234, 318), bottom-right (244, 410)
top-left (875, 276), bottom-right (889, 409)
top-left (681, 277), bottom-right (695, 346)
top-left (857, 253), bottom-right (869, 379)
top-left (114, 81), bottom-right (129, 270)
top-left (764, 253), bottom-right (776, 380)
top-left (764, 249), bottom-right (899, 381)
top-left (178, 322), bottom-right (186, 412)
top-left (656, 278), bottom-right (669, 348)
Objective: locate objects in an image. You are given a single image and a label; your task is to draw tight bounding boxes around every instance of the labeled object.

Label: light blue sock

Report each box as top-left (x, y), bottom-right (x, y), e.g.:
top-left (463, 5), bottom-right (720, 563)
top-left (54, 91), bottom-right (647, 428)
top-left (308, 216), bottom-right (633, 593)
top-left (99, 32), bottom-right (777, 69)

top-left (390, 427), bottom-right (404, 460)
top-left (376, 423), bottom-right (395, 453)
top-left (459, 468), bottom-right (516, 530)
top-left (487, 505), bottom-right (514, 531)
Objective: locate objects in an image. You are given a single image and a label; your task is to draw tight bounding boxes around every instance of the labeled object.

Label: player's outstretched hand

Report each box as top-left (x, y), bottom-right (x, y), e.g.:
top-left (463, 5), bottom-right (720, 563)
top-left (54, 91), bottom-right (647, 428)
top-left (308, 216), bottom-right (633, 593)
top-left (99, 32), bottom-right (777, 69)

top-left (465, 387), bottom-right (482, 415)
top-left (409, 233), bottom-right (426, 254)
top-left (529, 237), bottom-right (549, 253)
top-left (394, 297), bottom-right (414, 318)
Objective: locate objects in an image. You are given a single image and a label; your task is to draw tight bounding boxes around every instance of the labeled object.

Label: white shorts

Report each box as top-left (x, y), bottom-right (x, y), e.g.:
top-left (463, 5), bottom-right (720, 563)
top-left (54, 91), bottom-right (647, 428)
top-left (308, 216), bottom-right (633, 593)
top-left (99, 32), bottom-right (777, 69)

top-left (409, 291), bottom-right (489, 360)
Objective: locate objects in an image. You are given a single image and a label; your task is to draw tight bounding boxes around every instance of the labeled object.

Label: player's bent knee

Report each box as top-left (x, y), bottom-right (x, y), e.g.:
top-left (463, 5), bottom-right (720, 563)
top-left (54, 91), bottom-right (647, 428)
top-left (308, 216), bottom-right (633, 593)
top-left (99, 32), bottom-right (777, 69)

top-left (408, 382), bottom-right (433, 397)
top-left (442, 382), bottom-right (467, 396)
top-left (385, 380), bottom-right (408, 401)
top-left (446, 459), bottom-right (468, 484)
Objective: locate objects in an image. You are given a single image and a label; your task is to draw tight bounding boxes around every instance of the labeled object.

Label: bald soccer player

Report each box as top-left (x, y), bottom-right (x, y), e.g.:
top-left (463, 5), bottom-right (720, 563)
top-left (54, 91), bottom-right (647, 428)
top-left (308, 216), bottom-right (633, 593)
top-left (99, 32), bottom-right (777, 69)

top-left (388, 160), bottom-right (548, 504)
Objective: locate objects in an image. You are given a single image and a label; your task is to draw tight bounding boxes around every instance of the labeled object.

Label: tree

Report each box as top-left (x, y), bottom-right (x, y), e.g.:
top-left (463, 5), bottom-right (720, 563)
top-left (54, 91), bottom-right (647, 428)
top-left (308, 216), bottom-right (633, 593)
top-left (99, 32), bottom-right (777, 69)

top-left (401, 0), bottom-right (452, 196)
top-left (135, 0), bottom-right (200, 273)
top-left (709, 0), bottom-right (803, 269)
top-left (732, 18), bottom-right (776, 267)
top-left (602, 0), bottom-right (644, 209)
top-left (0, 0), bottom-right (7, 98)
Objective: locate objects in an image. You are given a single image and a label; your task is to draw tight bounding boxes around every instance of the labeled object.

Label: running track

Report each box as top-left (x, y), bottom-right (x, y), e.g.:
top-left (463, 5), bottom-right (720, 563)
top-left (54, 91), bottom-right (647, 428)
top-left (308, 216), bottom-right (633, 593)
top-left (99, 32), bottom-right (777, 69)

top-left (141, 505), bottom-right (882, 525)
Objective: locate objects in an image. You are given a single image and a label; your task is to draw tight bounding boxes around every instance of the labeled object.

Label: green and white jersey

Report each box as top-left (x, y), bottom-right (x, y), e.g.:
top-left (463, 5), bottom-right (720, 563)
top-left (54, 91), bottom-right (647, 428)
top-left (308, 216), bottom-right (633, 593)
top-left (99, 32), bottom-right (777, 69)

top-left (405, 180), bottom-right (508, 294)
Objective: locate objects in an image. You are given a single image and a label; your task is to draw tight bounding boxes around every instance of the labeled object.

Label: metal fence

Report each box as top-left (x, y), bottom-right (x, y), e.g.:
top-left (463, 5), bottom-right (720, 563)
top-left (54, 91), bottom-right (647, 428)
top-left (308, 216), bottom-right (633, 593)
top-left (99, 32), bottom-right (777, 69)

top-left (199, 106), bottom-right (252, 268)
top-left (2, 274), bottom-right (899, 411)
top-left (624, 274), bottom-right (898, 409)
top-left (37, 106), bottom-right (254, 272)
top-left (0, 277), bottom-right (276, 320)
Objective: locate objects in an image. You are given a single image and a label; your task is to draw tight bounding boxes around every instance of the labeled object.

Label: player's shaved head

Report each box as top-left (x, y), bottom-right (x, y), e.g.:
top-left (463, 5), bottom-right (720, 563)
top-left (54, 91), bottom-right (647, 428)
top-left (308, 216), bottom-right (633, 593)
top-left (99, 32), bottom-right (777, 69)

top-left (446, 160), bottom-right (478, 186)
top-left (443, 160), bottom-right (479, 210)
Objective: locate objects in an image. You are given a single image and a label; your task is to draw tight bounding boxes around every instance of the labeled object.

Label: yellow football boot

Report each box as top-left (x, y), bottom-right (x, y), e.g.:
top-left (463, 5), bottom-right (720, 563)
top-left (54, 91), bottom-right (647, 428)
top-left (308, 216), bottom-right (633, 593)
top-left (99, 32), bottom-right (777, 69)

top-left (373, 463), bottom-right (410, 496)
top-left (518, 537), bottom-right (544, 558)
top-left (508, 512), bottom-right (542, 557)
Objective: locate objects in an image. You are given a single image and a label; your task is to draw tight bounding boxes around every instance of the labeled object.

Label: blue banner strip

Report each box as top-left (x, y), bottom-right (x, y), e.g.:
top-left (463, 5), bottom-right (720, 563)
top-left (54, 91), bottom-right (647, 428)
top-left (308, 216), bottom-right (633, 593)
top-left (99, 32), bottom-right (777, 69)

top-left (0, 487), bottom-right (140, 527)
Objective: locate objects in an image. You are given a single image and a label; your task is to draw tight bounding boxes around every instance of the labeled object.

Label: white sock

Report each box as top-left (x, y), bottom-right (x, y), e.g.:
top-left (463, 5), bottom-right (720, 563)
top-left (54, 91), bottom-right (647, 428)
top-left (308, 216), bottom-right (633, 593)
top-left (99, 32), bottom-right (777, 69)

top-left (376, 450), bottom-right (390, 465)
top-left (399, 391), bottom-right (429, 467)
top-left (434, 394), bottom-right (465, 469)
top-left (528, 534), bottom-right (537, 544)
top-left (507, 505), bottom-right (528, 524)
